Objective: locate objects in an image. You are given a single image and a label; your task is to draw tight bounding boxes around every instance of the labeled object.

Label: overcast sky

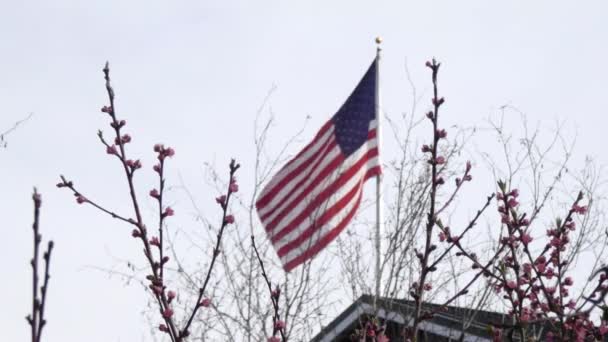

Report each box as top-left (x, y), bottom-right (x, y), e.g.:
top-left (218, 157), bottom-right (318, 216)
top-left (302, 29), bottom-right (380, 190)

top-left (2, 1), bottom-right (608, 341)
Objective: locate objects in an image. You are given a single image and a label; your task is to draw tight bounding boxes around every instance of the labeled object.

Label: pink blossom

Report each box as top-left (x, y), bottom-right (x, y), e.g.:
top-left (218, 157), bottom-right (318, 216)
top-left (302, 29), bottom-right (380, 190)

top-left (229, 181), bottom-right (239, 193)
top-left (150, 236), bottom-right (160, 247)
top-left (506, 281), bottom-right (517, 290)
top-left (106, 145), bottom-right (118, 155)
top-left (564, 277), bottom-right (573, 286)
top-left (432, 97), bottom-right (445, 106)
top-left (438, 232), bottom-right (446, 242)
top-left (164, 147), bottom-right (175, 157)
top-left (163, 207), bottom-right (174, 217)
top-left (216, 195), bottom-right (227, 206)
top-left (520, 233), bottom-right (533, 245)
top-left (167, 290), bottom-right (176, 301)
top-left (509, 189), bottom-right (519, 198)
top-left (572, 204), bottom-right (587, 215)
top-left (121, 134), bottom-right (131, 144)
top-left (435, 156), bottom-right (445, 165)
top-left (162, 308), bottom-right (173, 318)
top-left (600, 321), bottom-right (608, 335)
top-left (423, 283), bottom-right (432, 291)
top-left (224, 214), bottom-right (235, 224)
top-left (200, 298), bottom-right (211, 307)
top-left (274, 320), bottom-right (286, 330)
top-left (507, 198), bottom-right (519, 208)
top-left (150, 189), bottom-right (160, 199)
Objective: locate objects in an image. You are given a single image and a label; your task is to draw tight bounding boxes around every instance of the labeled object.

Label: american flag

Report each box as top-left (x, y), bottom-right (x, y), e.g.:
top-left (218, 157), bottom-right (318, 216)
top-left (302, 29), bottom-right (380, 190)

top-left (256, 59), bottom-right (381, 272)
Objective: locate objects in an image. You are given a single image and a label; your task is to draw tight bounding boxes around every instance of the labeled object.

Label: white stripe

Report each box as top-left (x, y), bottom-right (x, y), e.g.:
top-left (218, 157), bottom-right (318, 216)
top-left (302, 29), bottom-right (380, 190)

top-left (269, 153), bottom-right (378, 251)
top-left (257, 125), bottom-right (334, 212)
top-left (265, 139), bottom-right (377, 233)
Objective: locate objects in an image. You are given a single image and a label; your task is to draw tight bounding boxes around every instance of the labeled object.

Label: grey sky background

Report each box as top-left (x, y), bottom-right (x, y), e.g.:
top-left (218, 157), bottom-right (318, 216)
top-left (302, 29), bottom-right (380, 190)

top-left (2, 1), bottom-right (608, 341)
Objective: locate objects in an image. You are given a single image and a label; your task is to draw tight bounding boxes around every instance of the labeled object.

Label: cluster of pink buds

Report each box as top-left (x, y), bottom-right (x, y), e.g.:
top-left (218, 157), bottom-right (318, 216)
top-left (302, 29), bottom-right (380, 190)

top-left (154, 144), bottom-right (175, 161)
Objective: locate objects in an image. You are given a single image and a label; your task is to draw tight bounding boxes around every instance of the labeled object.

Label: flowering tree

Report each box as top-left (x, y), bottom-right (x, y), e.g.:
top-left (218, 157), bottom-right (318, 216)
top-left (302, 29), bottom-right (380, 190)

top-left (57, 62), bottom-right (241, 341)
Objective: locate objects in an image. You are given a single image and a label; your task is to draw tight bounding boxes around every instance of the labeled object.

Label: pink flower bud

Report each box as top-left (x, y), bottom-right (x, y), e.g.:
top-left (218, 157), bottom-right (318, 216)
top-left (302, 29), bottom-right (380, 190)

top-left (154, 144), bottom-right (163, 152)
top-left (159, 324), bottom-right (169, 333)
top-left (438, 232), bottom-right (446, 242)
top-left (106, 145), bottom-right (118, 155)
top-left (224, 214), bottom-right (235, 224)
top-left (163, 207), bottom-right (174, 217)
top-left (426, 111), bottom-right (434, 120)
top-left (435, 156), bottom-right (445, 165)
top-left (466, 161), bottom-right (472, 172)
top-left (506, 280), bottom-right (517, 290)
top-left (268, 337), bottom-right (281, 342)
top-left (432, 97), bottom-right (445, 106)
top-left (274, 320), bottom-right (286, 330)
top-left (436, 129), bottom-right (447, 138)
top-left (131, 229), bottom-right (141, 238)
top-left (564, 277), bottom-right (573, 286)
top-left (164, 147), bottom-right (175, 157)
top-left (162, 308), bottom-right (173, 318)
top-left (76, 195), bottom-right (87, 204)
top-left (572, 204), bottom-right (587, 215)
top-left (150, 236), bottom-right (160, 247)
top-left (167, 290), bottom-right (176, 300)
top-left (150, 189), bottom-right (160, 199)
top-left (520, 233), bottom-right (533, 246)
top-left (153, 164), bottom-right (161, 174)
top-left (200, 298), bottom-right (211, 307)
top-left (229, 181), bottom-right (239, 193)
top-left (161, 256), bottom-right (169, 264)
top-left (425, 61), bottom-right (433, 68)
top-left (463, 174), bottom-right (472, 182)
top-left (509, 189), bottom-right (519, 198)
top-left (216, 195), bottom-right (226, 206)
top-left (421, 144), bottom-right (432, 153)
top-left (101, 106), bottom-right (112, 113)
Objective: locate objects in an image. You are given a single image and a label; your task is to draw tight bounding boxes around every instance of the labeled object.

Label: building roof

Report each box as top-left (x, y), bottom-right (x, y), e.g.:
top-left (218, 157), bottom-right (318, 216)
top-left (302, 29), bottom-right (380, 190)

top-left (311, 295), bottom-right (529, 342)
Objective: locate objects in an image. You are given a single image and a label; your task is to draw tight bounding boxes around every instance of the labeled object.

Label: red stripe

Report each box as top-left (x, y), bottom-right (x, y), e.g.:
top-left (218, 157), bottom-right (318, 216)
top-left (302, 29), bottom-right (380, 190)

top-left (277, 179), bottom-right (363, 257)
top-left (283, 187), bottom-right (363, 272)
top-left (259, 139), bottom-right (338, 223)
top-left (255, 130), bottom-right (335, 210)
top-left (270, 148), bottom-right (379, 241)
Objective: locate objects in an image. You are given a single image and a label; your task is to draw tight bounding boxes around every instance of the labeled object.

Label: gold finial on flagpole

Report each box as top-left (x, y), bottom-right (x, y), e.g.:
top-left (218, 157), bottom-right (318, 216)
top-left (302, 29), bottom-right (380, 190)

top-left (375, 36), bottom-right (383, 45)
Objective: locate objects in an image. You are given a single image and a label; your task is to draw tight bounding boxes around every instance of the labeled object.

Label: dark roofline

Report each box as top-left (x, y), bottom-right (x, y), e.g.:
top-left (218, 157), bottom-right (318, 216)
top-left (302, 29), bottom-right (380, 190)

top-left (311, 294), bottom-right (515, 342)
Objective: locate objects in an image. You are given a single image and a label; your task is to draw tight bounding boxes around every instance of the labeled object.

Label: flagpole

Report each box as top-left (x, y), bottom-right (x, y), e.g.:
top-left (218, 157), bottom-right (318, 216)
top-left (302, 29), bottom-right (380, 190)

top-left (373, 36), bottom-right (383, 312)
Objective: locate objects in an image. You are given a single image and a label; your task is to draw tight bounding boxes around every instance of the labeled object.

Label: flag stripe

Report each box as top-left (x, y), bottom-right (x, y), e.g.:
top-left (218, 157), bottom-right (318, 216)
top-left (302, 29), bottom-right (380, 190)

top-left (260, 128), bottom-right (376, 227)
top-left (259, 138), bottom-right (339, 223)
top-left (276, 163), bottom-right (366, 256)
top-left (255, 123), bottom-right (334, 209)
top-left (281, 166), bottom-right (380, 271)
top-left (272, 156), bottom-right (379, 251)
top-left (270, 147), bottom-right (378, 243)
